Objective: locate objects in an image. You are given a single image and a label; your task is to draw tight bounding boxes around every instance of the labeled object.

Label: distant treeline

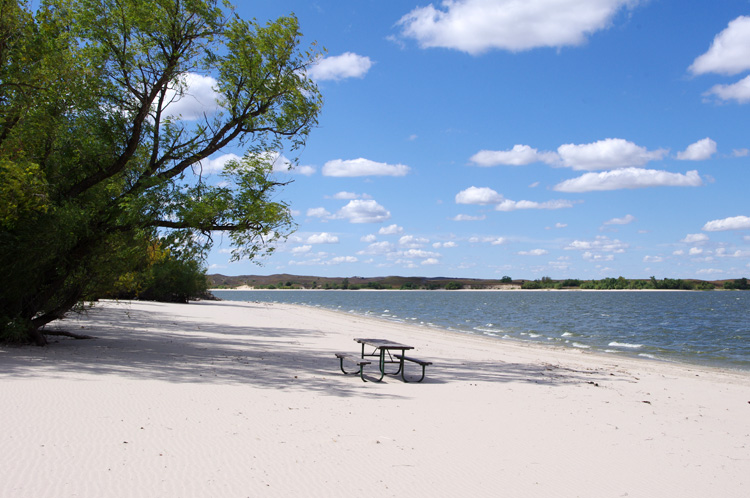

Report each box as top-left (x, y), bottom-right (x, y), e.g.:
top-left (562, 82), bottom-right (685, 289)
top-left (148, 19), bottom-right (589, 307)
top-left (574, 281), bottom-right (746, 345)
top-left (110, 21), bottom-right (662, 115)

top-left (519, 276), bottom-right (738, 291)
top-left (208, 274), bottom-right (749, 291)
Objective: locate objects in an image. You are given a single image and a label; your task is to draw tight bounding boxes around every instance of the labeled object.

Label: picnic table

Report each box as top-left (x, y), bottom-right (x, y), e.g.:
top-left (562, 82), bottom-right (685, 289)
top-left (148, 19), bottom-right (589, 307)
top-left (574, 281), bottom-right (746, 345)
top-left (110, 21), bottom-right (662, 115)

top-left (354, 338), bottom-right (414, 382)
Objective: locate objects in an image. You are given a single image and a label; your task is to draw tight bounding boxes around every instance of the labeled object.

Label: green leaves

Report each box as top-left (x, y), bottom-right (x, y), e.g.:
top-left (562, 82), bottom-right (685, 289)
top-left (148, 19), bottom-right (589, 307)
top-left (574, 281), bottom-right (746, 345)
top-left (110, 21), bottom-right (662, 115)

top-left (0, 0), bottom-right (322, 341)
top-left (0, 159), bottom-right (48, 228)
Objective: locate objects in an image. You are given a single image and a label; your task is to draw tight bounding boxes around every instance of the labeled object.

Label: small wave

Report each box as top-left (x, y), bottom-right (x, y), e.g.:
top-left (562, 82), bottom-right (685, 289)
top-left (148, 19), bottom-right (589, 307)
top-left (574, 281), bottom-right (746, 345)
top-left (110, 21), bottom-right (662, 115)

top-left (572, 342), bottom-right (591, 349)
top-left (609, 341), bottom-right (643, 349)
top-left (561, 332), bottom-right (573, 337)
top-left (528, 333), bottom-right (541, 338)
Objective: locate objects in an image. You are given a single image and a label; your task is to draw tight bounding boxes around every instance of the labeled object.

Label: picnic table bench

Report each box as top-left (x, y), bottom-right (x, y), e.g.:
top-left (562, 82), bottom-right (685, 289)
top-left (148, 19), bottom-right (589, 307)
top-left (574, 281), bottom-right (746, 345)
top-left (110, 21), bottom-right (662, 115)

top-left (393, 354), bottom-right (433, 383)
top-left (334, 352), bottom-right (370, 382)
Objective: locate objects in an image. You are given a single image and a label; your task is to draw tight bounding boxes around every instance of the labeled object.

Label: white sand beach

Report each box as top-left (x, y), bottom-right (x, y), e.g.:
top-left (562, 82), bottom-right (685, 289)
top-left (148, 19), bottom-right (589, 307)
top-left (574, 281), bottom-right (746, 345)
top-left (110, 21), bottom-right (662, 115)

top-left (2, 299), bottom-right (748, 497)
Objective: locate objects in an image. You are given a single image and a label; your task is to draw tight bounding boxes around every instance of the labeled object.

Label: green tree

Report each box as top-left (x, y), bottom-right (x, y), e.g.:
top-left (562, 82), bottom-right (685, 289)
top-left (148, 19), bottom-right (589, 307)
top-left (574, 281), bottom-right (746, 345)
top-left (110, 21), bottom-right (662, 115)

top-left (0, 0), bottom-right (322, 344)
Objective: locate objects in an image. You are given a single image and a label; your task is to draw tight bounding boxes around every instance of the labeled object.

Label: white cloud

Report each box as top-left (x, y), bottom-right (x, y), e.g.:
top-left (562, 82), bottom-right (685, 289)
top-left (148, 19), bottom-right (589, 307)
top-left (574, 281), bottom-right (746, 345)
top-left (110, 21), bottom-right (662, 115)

top-left (470, 236), bottom-right (506, 245)
top-left (643, 255), bottom-right (664, 263)
top-left (397, 0), bottom-right (638, 54)
top-left (566, 235), bottom-right (628, 253)
top-left (603, 214), bottom-right (636, 225)
top-left (470, 144), bottom-right (556, 166)
top-left (361, 234), bottom-right (377, 243)
top-left (553, 168), bottom-right (703, 192)
top-left (399, 235), bottom-right (429, 248)
top-left (331, 191), bottom-right (371, 200)
top-left (673, 249), bottom-right (685, 256)
top-left (163, 73), bottom-right (220, 120)
top-left (197, 153), bottom-right (240, 174)
top-left (689, 247), bottom-right (703, 255)
top-left (455, 186), bottom-right (504, 205)
top-left (293, 165), bottom-right (316, 176)
top-left (682, 233), bottom-right (709, 243)
top-left (322, 158), bottom-right (410, 177)
top-left (330, 256), bottom-right (358, 264)
top-left (266, 152), bottom-right (294, 174)
top-left (379, 224), bottom-right (404, 235)
top-left (557, 138), bottom-right (668, 171)
top-left (336, 200), bottom-right (391, 223)
top-left (422, 258), bottom-right (440, 265)
top-left (307, 52), bottom-right (373, 81)
top-left (519, 249), bottom-right (548, 256)
top-left (733, 148), bottom-right (750, 157)
top-left (291, 245), bottom-right (312, 254)
top-left (433, 241), bottom-right (458, 248)
top-left (704, 75), bottom-right (750, 104)
top-left (689, 16), bottom-right (750, 76)
top-left (401, 249), bottom-right (441, 259)
top-left (696, 268), bottom-right (725, 275)
top-left (582, 252), bottom-right (614, 262)
top-left (702, 215), bottom-right (750, 232)
top-left (358, 241), bottom-right (394, 255)
top-left (306, 232), bottom-right (339, 244)
top-left (555, 223), bottom-right (568, 228)
top-left (306, 207), bottom-right (331, 219)
top-left (451, 214), bottom-right (487, 221)
top-left (495, 199), bottom-right (574, 211)
top-left (716, 248), bottom-right (750, 258)
top-left (676, 138), bottom-right (717, 161)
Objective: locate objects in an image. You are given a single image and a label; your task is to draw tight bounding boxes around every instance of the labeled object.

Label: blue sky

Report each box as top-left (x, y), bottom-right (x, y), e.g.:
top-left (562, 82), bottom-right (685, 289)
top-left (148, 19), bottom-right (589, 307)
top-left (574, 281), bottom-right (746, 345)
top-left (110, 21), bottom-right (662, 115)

top-left (201, 0), bottom-right (750, 280)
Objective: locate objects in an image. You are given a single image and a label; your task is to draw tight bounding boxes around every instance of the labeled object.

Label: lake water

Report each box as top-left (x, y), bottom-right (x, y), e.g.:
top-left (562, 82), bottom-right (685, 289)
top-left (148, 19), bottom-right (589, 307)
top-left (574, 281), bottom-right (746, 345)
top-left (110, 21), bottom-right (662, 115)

top-left (211, 290), bottom-right (750, 371)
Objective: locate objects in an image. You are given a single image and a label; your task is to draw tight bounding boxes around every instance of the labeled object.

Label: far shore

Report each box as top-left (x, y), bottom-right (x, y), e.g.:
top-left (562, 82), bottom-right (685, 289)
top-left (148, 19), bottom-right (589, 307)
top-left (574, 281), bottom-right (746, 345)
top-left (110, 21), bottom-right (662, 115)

top-left (209, 286), bottom-right (701, 292)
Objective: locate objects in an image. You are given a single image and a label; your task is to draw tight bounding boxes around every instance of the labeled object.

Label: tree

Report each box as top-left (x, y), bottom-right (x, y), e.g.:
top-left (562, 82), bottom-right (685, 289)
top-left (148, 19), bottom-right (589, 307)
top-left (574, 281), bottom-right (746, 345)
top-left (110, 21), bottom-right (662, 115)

top-left (0, 0), bottom-right (323, 344)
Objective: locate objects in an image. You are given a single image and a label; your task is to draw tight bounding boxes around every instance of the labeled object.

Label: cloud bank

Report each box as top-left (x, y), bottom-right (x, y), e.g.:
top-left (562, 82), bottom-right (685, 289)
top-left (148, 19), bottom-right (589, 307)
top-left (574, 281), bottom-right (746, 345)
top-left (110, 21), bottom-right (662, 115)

top-left (398, 0), bottom-right (639, 54)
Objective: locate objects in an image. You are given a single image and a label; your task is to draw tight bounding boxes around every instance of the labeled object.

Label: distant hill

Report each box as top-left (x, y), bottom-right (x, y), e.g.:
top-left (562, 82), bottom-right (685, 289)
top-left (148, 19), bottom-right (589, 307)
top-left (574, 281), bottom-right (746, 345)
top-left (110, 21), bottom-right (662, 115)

top-left (207, 274), bottom-right (737, 291)
top-left (207, 273), bottom-right (519, 290)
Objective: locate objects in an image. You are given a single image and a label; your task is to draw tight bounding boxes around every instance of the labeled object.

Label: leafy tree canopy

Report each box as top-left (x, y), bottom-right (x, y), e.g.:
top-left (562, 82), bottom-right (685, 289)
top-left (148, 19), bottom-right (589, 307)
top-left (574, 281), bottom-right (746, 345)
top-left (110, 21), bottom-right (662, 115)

top-left (0, 0), bottom-right (323, 344)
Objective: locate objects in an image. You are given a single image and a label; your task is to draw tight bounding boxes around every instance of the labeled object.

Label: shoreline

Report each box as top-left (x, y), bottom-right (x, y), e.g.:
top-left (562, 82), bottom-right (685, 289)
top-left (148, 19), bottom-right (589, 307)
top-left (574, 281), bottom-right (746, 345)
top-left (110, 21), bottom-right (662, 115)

top-left (3, 300), bottom-right (749, 497)
top-left (209, 290), bottom-right (750, 372)
top-left (210, 287), bottom-right (705, 292)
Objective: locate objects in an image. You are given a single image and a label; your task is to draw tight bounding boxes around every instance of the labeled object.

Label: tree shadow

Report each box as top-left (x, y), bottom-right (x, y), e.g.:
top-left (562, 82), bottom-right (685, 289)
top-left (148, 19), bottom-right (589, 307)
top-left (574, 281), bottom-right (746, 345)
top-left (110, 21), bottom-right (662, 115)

top-left (1, 301), bottom-right (636, 395)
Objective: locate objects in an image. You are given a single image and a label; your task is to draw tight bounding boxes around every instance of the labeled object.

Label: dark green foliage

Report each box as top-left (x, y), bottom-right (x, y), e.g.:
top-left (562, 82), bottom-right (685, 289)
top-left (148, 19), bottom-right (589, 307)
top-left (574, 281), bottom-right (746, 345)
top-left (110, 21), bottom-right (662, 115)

top-left (724, 278), bottom-right (749, 290)
top-left (0, 0), bottom-right (322, 343)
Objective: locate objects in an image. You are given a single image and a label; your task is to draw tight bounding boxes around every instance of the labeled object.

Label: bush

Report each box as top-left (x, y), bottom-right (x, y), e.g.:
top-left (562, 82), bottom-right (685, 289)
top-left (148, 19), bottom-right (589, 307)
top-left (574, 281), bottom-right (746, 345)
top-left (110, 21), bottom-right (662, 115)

top-left (521, 280), bottom-right (542, 289)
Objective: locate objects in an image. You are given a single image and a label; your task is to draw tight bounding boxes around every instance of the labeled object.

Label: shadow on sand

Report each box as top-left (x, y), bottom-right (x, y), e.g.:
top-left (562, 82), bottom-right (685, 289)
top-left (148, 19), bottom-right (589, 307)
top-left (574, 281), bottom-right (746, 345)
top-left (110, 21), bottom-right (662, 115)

top-left (1, 301), bottom-right (631, 397)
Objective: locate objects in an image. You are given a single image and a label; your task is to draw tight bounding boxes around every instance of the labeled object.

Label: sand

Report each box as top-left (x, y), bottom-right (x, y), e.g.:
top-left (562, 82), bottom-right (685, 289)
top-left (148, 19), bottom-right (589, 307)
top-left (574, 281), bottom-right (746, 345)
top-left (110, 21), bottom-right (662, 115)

top-left (1, 299), bottom-right (748, 497)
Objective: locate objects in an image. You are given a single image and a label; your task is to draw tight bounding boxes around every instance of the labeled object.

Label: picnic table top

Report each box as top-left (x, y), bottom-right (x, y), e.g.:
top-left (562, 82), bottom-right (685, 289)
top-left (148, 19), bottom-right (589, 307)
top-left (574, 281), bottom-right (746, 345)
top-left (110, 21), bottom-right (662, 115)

top-left (354, 338), bottom-right (414, 350)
